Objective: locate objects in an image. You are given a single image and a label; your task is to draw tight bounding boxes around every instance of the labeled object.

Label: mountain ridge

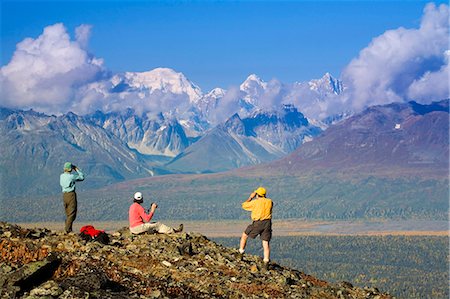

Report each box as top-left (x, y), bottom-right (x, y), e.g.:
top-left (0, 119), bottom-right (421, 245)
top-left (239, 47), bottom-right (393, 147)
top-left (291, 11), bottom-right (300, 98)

top-left (1, 100), bottom-right (447, 222)
top-left (265, 100), bottom-right (449, 175)
top-left (165, 105), bottom-right (321, 173)
top-left (82, 67), bottom-right (345, 126)
top-left (0, 107), bottom-right (157, 197)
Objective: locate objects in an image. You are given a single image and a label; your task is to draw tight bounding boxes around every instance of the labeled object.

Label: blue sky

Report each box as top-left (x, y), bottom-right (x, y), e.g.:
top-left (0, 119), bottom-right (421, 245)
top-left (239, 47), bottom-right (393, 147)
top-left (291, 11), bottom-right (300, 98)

top-left (1, 0), bottom-right (447, 90)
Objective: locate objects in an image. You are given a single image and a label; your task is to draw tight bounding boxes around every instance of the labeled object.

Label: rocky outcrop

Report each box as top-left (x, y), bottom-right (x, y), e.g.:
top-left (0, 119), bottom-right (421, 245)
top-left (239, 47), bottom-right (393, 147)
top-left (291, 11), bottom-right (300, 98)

top-left (0, 222), bottom-right (392, 299)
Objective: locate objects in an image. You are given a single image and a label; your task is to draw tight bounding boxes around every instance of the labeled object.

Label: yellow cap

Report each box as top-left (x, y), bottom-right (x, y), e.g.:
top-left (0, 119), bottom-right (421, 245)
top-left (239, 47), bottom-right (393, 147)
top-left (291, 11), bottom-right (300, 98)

top-left (254, 187), bottom-right (266, 197)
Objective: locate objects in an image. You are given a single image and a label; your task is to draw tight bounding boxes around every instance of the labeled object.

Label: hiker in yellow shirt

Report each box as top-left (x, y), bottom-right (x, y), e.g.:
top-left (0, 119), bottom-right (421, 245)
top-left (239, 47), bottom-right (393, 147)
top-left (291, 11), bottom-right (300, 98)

top-left (239, 187), bottom-right (273, 268)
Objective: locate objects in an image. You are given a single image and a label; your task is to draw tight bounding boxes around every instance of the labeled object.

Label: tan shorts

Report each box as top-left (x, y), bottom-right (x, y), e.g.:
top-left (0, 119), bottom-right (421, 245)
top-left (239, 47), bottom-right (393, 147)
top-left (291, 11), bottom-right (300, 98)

top-left (245, 219), bottom-right (272, 241)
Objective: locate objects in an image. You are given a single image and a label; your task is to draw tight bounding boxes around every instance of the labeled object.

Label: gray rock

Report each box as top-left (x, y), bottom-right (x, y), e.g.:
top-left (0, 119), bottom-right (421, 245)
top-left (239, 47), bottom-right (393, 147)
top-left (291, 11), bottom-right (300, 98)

top-left (0, 254), bottom-right (61, 298)
top-left (29, 280), bottom-right (62, 297)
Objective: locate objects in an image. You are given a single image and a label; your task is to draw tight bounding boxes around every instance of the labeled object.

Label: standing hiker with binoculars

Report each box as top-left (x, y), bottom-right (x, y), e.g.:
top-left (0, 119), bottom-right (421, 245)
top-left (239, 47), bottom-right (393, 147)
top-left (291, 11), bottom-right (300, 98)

top-left (60, 162), bottom-right (85, 234)
top-left (239, 187), bottom-right (273, 269)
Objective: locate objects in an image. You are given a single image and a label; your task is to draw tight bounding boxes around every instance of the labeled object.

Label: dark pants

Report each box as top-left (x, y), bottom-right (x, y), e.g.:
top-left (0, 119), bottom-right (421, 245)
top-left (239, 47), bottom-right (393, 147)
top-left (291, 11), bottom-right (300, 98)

top-left (63, 191), bottom-right (77, 233)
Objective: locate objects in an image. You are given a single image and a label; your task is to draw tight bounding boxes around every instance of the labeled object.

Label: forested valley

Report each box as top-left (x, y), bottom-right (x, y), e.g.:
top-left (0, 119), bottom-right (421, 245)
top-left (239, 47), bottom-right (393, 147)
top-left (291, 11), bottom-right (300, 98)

top-left (213, 235), bottom-right (449, 299)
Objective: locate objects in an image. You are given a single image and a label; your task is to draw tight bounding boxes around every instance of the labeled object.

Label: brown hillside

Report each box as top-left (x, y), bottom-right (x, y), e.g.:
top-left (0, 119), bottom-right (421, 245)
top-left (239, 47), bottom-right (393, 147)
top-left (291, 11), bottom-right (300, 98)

top-left (263, 101), bottom-right (449, 177)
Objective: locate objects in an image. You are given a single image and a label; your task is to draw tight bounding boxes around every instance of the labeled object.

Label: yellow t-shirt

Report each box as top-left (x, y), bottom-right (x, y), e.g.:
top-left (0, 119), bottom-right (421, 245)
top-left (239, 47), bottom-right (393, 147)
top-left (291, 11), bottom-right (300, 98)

top-left (242, 197), bottom-right (273, 221)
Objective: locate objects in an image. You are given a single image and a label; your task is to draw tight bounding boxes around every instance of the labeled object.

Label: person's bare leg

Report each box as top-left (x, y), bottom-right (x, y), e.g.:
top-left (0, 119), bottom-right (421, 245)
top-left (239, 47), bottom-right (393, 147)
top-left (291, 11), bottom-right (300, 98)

top-left (239, 232), bottom-right (248, 253)
top-left (262, 240), bottom-right (270, 263)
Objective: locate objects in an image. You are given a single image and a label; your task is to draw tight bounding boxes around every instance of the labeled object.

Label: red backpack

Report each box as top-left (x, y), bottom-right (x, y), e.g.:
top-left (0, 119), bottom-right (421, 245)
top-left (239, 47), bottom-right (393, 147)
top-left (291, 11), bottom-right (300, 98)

top-left (79, 225), bottom-right (110, 245)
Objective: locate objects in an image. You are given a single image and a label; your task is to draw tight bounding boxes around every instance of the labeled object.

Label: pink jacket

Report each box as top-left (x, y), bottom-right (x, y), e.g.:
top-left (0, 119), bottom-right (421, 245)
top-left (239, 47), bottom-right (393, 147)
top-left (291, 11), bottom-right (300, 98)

top-left (129, 203), bottom-right (154, 228)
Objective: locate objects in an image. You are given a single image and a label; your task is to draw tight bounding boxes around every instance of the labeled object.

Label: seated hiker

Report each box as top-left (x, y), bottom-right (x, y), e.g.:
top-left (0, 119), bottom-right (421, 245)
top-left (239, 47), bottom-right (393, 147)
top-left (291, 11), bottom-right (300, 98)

top-left (239, 187), bottom-right (273, 268)
top-left (128, 191), bottom-right (183, 235)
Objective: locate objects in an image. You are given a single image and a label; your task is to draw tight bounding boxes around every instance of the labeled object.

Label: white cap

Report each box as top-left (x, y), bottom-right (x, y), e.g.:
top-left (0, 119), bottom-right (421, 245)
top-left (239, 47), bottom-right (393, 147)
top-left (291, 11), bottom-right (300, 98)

top-left (134, 192), bottom-right (143, 200)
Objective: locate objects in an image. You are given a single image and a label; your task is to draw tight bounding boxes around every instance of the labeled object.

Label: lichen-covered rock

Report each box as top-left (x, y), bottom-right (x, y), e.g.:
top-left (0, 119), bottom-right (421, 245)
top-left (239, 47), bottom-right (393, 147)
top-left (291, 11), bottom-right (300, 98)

top-left (0, 222), bottom-right (393, 299)
top-left (0, 251), bottom-right (61, 298)
top-left (27, 280), bottom-right (63, 297)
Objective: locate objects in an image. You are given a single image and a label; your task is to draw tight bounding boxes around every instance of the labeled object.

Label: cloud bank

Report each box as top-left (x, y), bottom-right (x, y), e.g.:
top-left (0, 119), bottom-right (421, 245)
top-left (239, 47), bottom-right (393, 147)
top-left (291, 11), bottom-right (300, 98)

top-left (341, 3), bottom-right (449, 111)
top-left (0, 23), bottom-right (106, 114)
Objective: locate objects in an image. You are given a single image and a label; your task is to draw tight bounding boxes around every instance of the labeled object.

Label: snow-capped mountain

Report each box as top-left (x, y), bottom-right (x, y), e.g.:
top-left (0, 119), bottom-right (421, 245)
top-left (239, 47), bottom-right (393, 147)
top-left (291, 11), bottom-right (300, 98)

top-left (239, 74), bottom-right (268, 106)
top-left (215, 72), bottom-right (345, 122)
top-left (195, 87), bottom-right (226, 122)
top-left (207, 87), bottom-right (227, 98)
top-left (84, 67), bottom-right (345, 131)
top-left (308, 72), bottom-right (344, 96)
top-left (83, 67), bottom-right (210, 138)
top-left (287, 73), bottom-right (346, 122)
top-left (89, 70), bottom-right (343, 158)
top-left (111, 68), bottom-right (203, 103)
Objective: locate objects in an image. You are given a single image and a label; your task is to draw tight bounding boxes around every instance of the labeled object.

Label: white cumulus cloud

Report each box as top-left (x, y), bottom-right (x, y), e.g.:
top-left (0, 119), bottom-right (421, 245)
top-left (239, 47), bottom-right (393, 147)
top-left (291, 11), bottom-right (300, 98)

top-left (0, 23), bottom-right (106, 114)
top-left (407, 50), bottom-right (449, 101)
top-left (341, 3), bottom-right (449, 111)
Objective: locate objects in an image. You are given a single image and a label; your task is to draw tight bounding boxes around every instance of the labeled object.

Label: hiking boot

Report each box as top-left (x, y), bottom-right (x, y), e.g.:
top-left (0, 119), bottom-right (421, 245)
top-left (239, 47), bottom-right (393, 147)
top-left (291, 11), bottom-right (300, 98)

top-left (263, 261), bottom-right (270, 271)
top-left (237, 249), bottom-right (245, 261)
top-left (177, 241), bottom-right (193, 256)
top-left (174, 224), bottom-right (183, 233)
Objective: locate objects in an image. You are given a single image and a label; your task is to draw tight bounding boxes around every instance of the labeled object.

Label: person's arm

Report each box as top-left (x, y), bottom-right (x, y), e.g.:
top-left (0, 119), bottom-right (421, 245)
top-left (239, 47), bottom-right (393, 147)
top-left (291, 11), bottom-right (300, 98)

top-left (242, 192), bottom-right (256, 211)
top-left (140, 203), bottom-right (157, 222)
top-left (245, 192), bottom-right (256, 203)
top-left (73, 166), bottom-right (84, 181)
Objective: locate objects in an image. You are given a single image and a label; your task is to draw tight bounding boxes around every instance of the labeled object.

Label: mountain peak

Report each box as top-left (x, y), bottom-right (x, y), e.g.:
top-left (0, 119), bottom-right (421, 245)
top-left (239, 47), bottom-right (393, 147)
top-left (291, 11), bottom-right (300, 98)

top-left (308, 72), bottom-right (343, 95)
top-left (246, 104), bottom-right (310, 131)
top-left (206, 87), bottom-right (226, 98)
top-left (239, 74), bottom-right (268, 108)
top-left (113, 67), bottom-right (203, 103)
top-left (246, 73), bottom-right (262, 81)
top-left (222, 113), bottom-right (247, 135)
top-left (62, 111), bottom-right (80, 123)
top-left (240, 74), bottom-right (267, 91)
